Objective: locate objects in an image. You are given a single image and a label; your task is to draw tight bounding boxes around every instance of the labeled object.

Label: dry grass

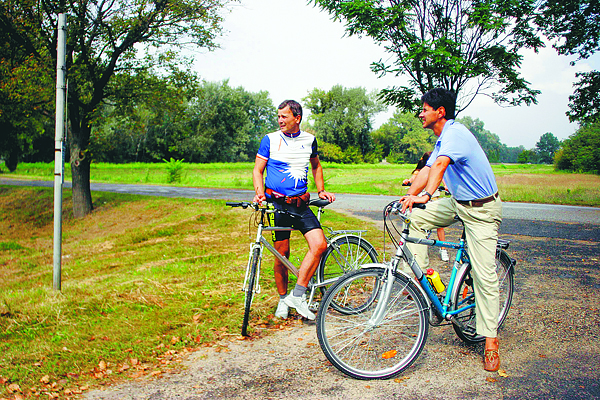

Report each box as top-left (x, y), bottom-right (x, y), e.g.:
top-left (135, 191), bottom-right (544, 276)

top-left (0, 186), bottom-right (382, 398)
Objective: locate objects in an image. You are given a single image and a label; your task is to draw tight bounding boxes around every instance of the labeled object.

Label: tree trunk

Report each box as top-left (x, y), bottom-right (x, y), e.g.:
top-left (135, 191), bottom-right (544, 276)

top-left (69, 114), bottom-right (93, 218)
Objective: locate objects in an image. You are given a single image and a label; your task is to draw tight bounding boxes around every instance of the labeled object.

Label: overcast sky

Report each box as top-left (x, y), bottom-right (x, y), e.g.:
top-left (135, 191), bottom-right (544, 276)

top-left (192, 0), bottom-right (600, 149)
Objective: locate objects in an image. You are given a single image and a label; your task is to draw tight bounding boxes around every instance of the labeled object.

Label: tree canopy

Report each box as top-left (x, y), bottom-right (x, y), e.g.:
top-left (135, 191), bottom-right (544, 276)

top-left (0, 0), bottom-right (234, 216)
top-left (303, 85), bottom-right (385, 158)
top-left (312, 0), bottom-right (543, 114)
top-left (537, 0), bottom-right (600, 124)
top-left (371, 111), bottom-right (435, 164)
top-left (535, 132), bottom-right (561, 164)
top-left (554, 121), bottom-right (600, 174)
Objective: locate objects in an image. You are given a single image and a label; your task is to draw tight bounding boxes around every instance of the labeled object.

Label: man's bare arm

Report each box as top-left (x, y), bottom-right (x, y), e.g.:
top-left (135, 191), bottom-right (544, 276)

top-left (252, 156), bottom-right (268, 203)
top-left (310, 156), bottom-right (335, 202)
top-left (400, 156), bottom-right (451, 212)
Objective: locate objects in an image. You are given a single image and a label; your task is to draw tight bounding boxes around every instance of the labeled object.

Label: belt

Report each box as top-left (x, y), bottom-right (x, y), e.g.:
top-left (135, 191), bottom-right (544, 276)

top-left (456, 192), bottom-right (499, 207)
top-left (265, 188), bottom-right (310, 207)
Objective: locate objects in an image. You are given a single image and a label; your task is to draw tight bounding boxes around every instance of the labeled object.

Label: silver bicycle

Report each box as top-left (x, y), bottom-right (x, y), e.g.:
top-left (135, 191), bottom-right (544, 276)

top-left (226, 199), bottom-right (379, 336)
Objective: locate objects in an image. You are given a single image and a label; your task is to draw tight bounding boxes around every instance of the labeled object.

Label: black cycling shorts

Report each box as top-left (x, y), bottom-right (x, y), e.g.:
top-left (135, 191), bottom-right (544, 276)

top-left (268, 201), bottom-right (322, 242)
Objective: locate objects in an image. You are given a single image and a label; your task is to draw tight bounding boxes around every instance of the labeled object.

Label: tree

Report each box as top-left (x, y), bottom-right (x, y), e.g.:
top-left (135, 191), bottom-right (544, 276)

top-left (313, 0), bottom-right (543, 114)
top-left (180, 80), bottom-right (278, 162)
top-left (501, 145), bottom-right (526, 164)
top-left (566, 71), bottom-right (600, 124)
top-left (517, 149), bottom-right (537, 164)
top-left (303, 85), bottom-right (385, 158)
top-left (1, 0), bottom-right (233, 217)
top-left (90, 79), bottom-right (278, 163)
top-left (0, 25), bottom-right (54, 170)
top-left (535, 132), bottom-right (561, 164)
top-left (537, 0), bottom-right (600, 61)
top-left (371, 111), bottom-right (435, 164)
top-left (537, 0), bottom-right (600, 124)
top-left (554, 121), bottom-right (600, 174)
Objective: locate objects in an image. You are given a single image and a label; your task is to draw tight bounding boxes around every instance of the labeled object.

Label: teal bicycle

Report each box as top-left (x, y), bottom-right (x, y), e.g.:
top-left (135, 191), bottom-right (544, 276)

top-left (316, 201), bottom-right (515, 379)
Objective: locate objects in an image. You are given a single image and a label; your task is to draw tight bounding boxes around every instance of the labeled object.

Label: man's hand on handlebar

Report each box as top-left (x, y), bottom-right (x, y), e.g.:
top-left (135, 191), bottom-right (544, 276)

top-left (399, 193), bottom-right (428, 213)
top-left (253, 192), bottom-right (266, 204)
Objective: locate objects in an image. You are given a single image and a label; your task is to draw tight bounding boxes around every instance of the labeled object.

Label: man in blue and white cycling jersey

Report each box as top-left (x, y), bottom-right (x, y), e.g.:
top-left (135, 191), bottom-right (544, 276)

top-left (252, 100), bottom-right (335, 321)
top-left (400, 88), bottom-right (503, 372)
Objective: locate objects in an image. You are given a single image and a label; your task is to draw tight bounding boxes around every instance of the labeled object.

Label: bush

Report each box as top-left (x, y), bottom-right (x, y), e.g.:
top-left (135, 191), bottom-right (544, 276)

top-left (163, 158), bottom-right (185, 183)
top-left (554, 122), bottom-right (600, 174)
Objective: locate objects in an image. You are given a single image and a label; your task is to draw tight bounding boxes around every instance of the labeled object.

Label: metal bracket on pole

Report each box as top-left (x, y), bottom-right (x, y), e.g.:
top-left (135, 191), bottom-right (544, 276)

top-left (53, 13), bottom-right (67, 291)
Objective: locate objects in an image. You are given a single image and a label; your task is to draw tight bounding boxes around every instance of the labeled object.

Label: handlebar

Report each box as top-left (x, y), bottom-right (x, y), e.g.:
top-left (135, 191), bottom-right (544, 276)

top-left (226, 198), bottom-right (331, 211)
top-left (402, 182), bottom-right (447, 192)
top-left (225, 201), bottom-right (255, 209)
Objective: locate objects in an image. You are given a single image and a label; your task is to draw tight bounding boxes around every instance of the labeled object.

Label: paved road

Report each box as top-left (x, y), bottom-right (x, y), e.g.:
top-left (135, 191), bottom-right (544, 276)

top-left (2, 178), bottom-right (598, 241)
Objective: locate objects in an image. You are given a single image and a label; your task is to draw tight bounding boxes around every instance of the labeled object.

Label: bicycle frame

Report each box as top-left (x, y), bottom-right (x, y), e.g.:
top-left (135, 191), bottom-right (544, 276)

top-left (379, 211), bottom-right (479, 328)
top-left (243, 204), bottom-right (371, 307)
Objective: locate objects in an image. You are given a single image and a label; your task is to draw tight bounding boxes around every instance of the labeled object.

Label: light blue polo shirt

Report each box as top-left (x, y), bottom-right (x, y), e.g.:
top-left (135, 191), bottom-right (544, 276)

top-left (427, 120), bottom-right (498, 201)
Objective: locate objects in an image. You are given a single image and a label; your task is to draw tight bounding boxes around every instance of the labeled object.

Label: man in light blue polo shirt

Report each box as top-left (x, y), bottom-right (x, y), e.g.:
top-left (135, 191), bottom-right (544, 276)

top-left (400, 88), bottom-right (502, 372)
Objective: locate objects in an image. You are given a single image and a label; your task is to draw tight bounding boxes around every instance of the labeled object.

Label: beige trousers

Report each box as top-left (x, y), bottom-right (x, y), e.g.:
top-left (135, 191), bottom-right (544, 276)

top-left (406, 196), bottom-right (502, 337)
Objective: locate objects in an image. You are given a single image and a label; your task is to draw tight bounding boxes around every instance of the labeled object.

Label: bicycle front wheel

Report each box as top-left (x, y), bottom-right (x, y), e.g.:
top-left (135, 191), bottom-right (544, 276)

top-left (242, 247), bottom-right (260, 336)
top-left (452, 248), bottom-right (515, 344)
top-left (316, 268), bottom-right (429, 380)
top-left (318, 235), bottom-right (378, 288)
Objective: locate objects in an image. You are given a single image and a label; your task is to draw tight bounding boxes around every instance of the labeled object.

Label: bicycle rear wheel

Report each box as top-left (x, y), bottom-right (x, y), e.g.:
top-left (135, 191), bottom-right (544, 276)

top-left (242, 247), bottom-right (260, 336)
top-left (452, 248), bottom-right (514, 344)
top-left (316, 268), bottom-right (429, 380)
top-left (318, 235), bottom-right (378, 288)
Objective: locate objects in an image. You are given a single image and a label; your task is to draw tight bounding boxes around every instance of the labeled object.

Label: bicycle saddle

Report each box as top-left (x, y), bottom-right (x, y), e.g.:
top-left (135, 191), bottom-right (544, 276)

top-left (310, 199), bottom-right (331, 207)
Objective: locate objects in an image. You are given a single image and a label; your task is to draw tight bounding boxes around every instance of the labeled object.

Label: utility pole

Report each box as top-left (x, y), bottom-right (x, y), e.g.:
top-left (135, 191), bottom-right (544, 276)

top-left (53, 13), bottom-right (67, 291)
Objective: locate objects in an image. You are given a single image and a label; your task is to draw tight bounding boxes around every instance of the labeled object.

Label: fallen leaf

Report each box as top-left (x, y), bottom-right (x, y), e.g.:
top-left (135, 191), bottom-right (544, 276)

top-left (6, 383), bottom-right (21, 393)
top-left (539, 354), bottom-right (547, 358)
top-left (486, 377), bottom-right (497, 383)
top-left (381, 349), bottom-right (398, 359)
top-left (498, 369), bottom-right (509, 377)
top-left (40, 375), bottom-right (50, 384)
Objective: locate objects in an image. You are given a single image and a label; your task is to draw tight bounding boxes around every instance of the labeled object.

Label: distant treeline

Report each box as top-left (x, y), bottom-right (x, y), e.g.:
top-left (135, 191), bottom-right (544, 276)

top-left (8, 81), bottom-right (598, 174)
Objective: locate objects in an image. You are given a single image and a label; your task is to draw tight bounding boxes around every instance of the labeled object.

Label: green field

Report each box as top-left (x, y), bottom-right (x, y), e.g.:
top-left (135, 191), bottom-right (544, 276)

top-left (2, 161), bottom-right (599, 206)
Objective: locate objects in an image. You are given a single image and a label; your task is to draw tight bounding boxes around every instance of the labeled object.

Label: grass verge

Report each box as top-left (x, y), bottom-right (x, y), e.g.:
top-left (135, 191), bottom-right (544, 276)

top-left (0, 186), bottom-right (381, 399)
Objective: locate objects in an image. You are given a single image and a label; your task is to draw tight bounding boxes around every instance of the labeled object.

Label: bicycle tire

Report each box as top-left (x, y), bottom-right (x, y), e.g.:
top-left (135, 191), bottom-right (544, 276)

top-left (318, 235), bottom-right (378, 290)
top-left (316, 267), bottom-right (429, 380)
top-left (452, 248), bottom-right (514, 344)
top-left (242, 247), bottom-right (260, 336)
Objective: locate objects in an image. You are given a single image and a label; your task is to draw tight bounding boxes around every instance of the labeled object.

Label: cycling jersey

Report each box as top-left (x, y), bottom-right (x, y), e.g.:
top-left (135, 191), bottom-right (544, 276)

top-left (257, 130), bottom-right (318, 198)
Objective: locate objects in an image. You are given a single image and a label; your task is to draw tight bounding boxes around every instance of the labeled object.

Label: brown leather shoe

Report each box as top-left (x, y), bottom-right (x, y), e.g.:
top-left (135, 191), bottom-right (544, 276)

top-left (484, 339), bottom-right (500, 372)
top-left (484, 348), bottom-right (500, 371)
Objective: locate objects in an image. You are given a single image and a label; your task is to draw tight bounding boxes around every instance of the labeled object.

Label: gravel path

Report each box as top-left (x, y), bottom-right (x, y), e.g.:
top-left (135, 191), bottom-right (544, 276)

top-left (84, 229), bottom-right (600, 400)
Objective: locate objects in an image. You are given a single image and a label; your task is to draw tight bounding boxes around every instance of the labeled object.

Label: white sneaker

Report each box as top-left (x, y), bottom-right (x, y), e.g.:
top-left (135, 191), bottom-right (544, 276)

top-left (440, 249), bottom-right (449, 262)
top-left (275, 298), bottom-right (289, 319)
top-left (284, 294), bottom-right (315, 320)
